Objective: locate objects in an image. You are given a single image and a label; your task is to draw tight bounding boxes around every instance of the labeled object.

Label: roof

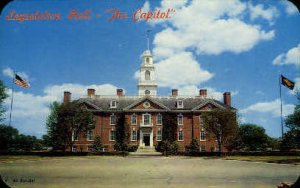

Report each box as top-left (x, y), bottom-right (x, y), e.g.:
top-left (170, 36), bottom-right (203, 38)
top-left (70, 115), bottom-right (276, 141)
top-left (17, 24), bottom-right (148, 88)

top-left (76, 95), bottom-right (236, 112)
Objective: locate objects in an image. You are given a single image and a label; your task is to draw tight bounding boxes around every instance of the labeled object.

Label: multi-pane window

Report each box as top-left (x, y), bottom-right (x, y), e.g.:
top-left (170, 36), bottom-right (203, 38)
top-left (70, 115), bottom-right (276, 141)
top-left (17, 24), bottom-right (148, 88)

top-left (199, 115), bottom-right (204, 125)
top-left (177, 114), bottom-right (183, 125)
top-left (177, 100), bottom-right (183, 108)
top-left (157, 129), bottom-right (162, 141)
top-left (157, 114), bottom-right (162, 125)
top-left (72, 130), bottom-right (79, 141)
top-left (110, 114), bottom-right (116, 125)
top-left (110, 100), bottom-right (117, 108)
top-left (178, 130), bottom-right (184, 141)
top-left (131, 114), bottom-right (137, 125)
top-left (132, 130), bottom-right (137, 141)
top-left (200, 130), bottom-right (206, 141)
top-left (143, 114), bottom-right (151, 125)
top-left (110, 130), bottom-right (116, 141)
top-left (87, 130), bottom-right (94, 141)
top-left (200, 145), bottom-right (206, 152)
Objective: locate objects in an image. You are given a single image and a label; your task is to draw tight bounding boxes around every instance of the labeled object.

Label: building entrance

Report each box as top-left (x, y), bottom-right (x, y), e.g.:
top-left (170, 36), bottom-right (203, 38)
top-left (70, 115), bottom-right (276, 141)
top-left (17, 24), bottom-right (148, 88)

top-left (143, 134), bottom-right (150, 146)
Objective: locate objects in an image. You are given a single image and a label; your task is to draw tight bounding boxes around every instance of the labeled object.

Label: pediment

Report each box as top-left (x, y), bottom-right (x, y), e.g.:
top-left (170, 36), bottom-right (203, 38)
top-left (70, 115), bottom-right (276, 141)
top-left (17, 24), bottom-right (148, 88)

top-left (192, 100), bottom-right (225, 111)
top-left (124, 97), bottom-right (169, 111)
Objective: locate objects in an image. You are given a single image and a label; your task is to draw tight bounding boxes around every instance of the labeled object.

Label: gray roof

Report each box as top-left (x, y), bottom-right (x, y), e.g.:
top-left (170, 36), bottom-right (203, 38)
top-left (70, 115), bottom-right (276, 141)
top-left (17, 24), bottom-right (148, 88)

top-left (76, 95), bottom-right (236, 112)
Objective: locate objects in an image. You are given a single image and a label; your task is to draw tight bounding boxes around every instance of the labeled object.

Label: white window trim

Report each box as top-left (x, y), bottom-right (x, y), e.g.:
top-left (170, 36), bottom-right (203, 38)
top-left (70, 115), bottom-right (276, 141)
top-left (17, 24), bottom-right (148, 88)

top-left (178, 130), bottom-right (184, 141)
top-left (110, 100), bottom-right (117, 108)
top-left (177, 100), bottom-right (183, 109)
top-left (131, 130), bottom-right (137, 141)
top-left (131, 113), bottom-right (137, 125)
top-left (157, 129), bottom-right (162, 141)
top-left (109, 130), bottom-right (116, 141)
top-left (156, 113), bottom-right (162, 125)
top-left (200, 130), bottom-right (206, 141)
top-left (177, 114), bottom-right (183, 125)
top-left (72, 145), bottom-right (77, 152)
top-left (143, 113), bottom-right (151, 125)
top-left (87, 130), bottom-right (94, 141)
top-left (72, 130), bottom-right (79, 141)
top-left (110, 113), bottom-right (116, 125)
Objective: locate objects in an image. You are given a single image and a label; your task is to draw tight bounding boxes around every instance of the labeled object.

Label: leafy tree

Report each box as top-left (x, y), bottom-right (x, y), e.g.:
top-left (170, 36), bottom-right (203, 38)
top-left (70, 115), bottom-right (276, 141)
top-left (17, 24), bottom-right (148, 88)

top-left (285, 92), bottom-right (300, 131)
top-left (162, 113), bottom-right (177, 142)
top-left (185, 138), bottom-right (200, 154)
top-left (0, 80), bottom-right (8, 122)
top-left (0, 124), bottom-right (18, 151)
top-left (92, 136), bottom-right (103, 152)
top-left (15, 134), bottom-right (38, 151)
top-left (114, 114), bottom-right (130, 152)
top-left (238, 124), bottom-right (269, 151)
top-left (280, 129), bottom-right (300, 151)
top-left (202, 109), bottom-right (238, 154)
top-left (48, 102), bottom-right (95, 151)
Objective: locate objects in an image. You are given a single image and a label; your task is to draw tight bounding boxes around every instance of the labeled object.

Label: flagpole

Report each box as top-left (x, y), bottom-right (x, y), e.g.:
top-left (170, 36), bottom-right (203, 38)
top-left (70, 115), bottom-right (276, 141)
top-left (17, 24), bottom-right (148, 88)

top-left (279, 74), bottom-right (283, 138)
top-left (8, 72), bottom-right (15, 127)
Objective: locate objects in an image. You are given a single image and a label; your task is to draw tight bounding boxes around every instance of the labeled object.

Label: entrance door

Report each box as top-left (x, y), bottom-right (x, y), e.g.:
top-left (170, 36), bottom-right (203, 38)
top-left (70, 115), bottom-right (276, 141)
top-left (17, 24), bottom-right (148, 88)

top-left (143, 134), bottom-right (150, 146)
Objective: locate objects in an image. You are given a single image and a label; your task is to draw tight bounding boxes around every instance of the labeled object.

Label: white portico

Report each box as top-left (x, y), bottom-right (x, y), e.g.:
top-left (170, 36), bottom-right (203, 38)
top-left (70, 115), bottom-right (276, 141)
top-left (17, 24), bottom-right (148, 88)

top-left (139, 112), bottom-right (154, 148)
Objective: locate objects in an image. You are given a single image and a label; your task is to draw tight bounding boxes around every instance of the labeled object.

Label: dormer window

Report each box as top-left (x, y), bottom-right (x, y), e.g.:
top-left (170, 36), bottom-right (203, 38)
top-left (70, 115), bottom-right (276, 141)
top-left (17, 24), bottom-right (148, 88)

top-left (110, 100), bottom-right (117, 108)
top-left (177, 100), bottom-right (183, 109)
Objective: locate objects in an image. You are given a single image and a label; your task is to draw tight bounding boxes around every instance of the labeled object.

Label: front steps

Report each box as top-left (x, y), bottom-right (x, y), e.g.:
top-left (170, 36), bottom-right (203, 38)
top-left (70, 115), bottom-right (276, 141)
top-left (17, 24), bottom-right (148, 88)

top-left (129, 147), bottom-right (162, 157)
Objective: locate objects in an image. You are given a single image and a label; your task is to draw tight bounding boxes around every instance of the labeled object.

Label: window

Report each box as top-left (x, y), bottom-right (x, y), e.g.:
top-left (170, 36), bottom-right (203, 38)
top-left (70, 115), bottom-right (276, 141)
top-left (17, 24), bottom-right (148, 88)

top-left (145, 70), bottom-right (150, 80)
top-left (177, 100), bottom-right (183, 109)
top-left (72, 130), bottom-right (79, 141)
top-left (131, 114), bottom-right (137, 125)
top-left (178, 130), bottom-right (184, 141)
top-left (110, 100), bottom-right (117, 108)
top-left (200, 145), bottom-right (206, 152)
top-left (157, 129), bottom-right (162, 141)
top-left (143, 114), bottom-right (151, 125)
top-left (110, 130), bottom-right (116, 141)
top-left (200, 130), bottom-right (206, 141)
top-left (110, 114), bottom-right (116, 125)
top-left (132, 130), bottom-right (137, 141)
top-left (199, 115), bottom-right (204, 125)
top-left (72, 145), bottom-right (77, 152)
top-left (177, 114), bottom-right (183, 125)
top-left (157, 114), bottom-right (162, 125)
top-left (87, 130), bottom-right (94, 141)
top-left (146, 57), bottom-right (150, 64)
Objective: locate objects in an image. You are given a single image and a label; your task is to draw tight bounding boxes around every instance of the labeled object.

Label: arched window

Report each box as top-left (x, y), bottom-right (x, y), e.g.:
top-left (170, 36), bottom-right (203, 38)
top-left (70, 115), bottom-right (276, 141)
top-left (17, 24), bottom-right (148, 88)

top-left (145, 70), bottom-right (150, 80)
top-left (146, 57), bottom-right (150, 63)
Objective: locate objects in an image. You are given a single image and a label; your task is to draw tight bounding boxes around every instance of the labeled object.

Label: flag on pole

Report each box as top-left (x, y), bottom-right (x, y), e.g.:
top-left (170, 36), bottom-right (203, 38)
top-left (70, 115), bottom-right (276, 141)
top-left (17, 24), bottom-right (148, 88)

top-left (281, 75), bottom-right (295, 90)
top-left (14, 74), bottom-right (30, 88)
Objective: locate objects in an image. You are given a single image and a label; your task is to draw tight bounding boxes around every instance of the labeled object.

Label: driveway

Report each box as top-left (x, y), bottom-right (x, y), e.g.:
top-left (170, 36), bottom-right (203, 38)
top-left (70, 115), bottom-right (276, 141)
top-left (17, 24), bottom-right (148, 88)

top-left (0, 156), bottom-right (299, 188)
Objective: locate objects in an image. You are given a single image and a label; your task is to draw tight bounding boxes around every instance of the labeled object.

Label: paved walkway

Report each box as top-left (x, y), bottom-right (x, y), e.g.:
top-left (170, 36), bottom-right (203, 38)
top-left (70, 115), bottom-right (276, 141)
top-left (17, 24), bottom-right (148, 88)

top-left (0, 156), bottom-right (299, 188)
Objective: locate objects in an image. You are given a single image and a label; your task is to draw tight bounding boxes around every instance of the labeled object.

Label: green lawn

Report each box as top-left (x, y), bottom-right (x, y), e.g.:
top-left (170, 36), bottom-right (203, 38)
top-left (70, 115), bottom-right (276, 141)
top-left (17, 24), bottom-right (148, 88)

top-left (223, 156), bottom-right (300, 165)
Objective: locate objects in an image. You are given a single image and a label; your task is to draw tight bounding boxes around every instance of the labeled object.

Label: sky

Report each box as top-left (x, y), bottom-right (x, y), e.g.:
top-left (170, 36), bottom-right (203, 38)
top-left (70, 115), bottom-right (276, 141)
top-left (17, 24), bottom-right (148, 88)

top-left (0, 0), bottom-right (299, 138)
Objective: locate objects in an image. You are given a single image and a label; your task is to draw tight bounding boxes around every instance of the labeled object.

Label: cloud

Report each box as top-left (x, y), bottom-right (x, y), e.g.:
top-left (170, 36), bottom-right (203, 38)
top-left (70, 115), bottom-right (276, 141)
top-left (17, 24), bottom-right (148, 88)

top-left (141, 1), bottom-right (150, 13)
top-left (2, 67), bottom-right (29, 81)
top-left (240, 99), bottom-right (295, 117)
top-left (248, 2), bottom-right (279, 24)
top-left (4, 83), bottom-right (119, 137)
top-left (272, 43), bottom-right (300, 67)
top-left (282, 0), bottom-right (299, 15)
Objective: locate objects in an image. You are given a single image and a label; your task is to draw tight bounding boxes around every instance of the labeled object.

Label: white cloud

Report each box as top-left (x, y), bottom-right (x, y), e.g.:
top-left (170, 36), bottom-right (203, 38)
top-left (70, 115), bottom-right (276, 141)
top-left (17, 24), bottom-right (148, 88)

top-left (4, 83), bottom-right (119, 137)
top-left (141, 1), bottom-right (150, 13)
top-left (282, 0), bottom-right (298, 15)
top-left (155, 52), bottom-right (213, 87)
top-left (248, 2), bottom-right (279, 23)
top-left (2, 67), bottom-right (29, 81)
top-left (240, 99), bottom-right (295, 117)
top-left (272, 43), bottom-right (300, 67)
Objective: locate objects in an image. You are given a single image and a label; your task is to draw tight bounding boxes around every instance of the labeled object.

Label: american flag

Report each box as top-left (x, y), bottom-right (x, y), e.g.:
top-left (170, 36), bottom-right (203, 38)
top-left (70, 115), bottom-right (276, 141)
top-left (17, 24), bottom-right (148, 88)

top-left (14, 74), bottom-right (30, 88)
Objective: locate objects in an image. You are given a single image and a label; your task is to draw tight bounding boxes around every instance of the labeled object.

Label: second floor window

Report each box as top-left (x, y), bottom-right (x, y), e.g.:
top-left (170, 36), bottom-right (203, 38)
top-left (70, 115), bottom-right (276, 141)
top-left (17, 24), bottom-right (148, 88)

top-left (177, 114), bottom-right (183, 125)
top-left (110, 114), bottom-right (116, 125)
top-left (143, 114), bottom-right (151, 125)
top-left (157, 114), bottom-right (162, 125)
top-left (131, 114), bottom-right (137, 125)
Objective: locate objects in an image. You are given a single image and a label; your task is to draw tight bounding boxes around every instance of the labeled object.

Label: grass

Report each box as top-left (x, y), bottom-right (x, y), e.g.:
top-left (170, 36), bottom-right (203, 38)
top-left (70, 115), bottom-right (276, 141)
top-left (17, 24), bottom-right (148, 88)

top-left (223, 156), bottom-right (300, 165)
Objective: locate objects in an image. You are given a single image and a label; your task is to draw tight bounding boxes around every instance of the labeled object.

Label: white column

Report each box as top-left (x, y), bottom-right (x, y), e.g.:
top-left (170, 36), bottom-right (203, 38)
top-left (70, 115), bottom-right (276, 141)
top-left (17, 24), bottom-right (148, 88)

top-left (139, 130), bottom-right (143, 147)
top-left (150, 129), bottom-right (153, 148)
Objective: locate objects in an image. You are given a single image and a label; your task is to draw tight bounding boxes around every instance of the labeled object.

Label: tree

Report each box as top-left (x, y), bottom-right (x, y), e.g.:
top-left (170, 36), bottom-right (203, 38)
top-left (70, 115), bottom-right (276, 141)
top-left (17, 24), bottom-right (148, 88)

top-left (238, 124), bottom-right (270, 151)
top-left (202, 109), bottom-right (238, 154)
top-left (0, 124), bottom-right (18, 151)
top-left (46, 101), bottom-right (95, 151)
top-left (114, 114), bottom-right (130, 152)
top-left (92, 136), bottom-right (103, 152)
top-left (280, 130), bottom-right (300, 151)
top-left (0, 80), bottom-right (8, 122)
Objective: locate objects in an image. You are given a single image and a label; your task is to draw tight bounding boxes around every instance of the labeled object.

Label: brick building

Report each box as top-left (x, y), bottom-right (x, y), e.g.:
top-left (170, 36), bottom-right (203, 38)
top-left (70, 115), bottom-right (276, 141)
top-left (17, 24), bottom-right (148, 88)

top-left (66, 48), bottom-right (236, 152)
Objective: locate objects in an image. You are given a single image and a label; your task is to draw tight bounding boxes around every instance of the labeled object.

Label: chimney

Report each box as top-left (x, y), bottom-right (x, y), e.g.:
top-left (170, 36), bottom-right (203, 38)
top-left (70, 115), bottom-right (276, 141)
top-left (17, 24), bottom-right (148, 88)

top-left (87, 88), bottom-right (95, 97)
top-left (223, 92), bottom-right (231, 107)
top-left (199, 89), bottom-right (207, 98)
top-left (117, 89), bottom-right (123, 96)
top-left (63, 91), bottom-right (71, 104)
top-left (171, 89), bottom-right (178, 97)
